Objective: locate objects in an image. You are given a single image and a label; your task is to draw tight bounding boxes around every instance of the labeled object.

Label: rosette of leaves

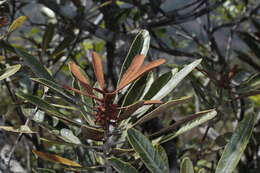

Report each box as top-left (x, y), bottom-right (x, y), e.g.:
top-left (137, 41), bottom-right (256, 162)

top-left (13, 30), bottom-right (217, 172)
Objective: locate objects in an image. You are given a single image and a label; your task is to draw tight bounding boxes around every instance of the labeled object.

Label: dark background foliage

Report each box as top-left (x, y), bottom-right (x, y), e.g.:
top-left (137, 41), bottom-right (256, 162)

top-left (0, 0), bottom-right (260, 172)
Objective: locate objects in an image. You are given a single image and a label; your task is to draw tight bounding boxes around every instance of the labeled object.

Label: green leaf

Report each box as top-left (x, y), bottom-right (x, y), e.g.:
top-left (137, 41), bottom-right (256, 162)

top-left (133, 96), bottom-right (191, 126)
top-left (8, 16), bottom-right (27, 33)
top-left (127, 128), bottom-right (170, 173)
top-left (135, 59), bottom-right (201, 116)
top-left (16, 91), bottom-right (80, 127)
top-left (144, 70), bottom-right (174, 99)
top-left (237, 32), bottom-right (260, 56)
top-left (151, 59), bottom-right (202, 100)
top-left (15, 48), bottom-right (54, 81)
top-left (42, 23), bottom-right (55, 53)
top-left (154, 145), bottom-right (169, 171)
top-left (154, 109), bottom-right (217, 143)
top-left (118, 30), bottom-right (150, 83)
top-left (180, 157), bottom-right (194, 173)
top-left (0, 125), bottom-right (36, 133)
top-left (215, 113), bottom-right (256, 173)
top-left (108, 157), bottom-right (139, 173)
top-left (60, 128), bottom-right (81, 144)
top-left (0, 64), bottom-right (21, 80)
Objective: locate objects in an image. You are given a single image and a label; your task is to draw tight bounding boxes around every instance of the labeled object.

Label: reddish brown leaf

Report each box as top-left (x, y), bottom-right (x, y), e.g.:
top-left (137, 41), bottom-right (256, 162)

top-left (116, 58), bottom-right (166, 92)
top-left (118, 54), bottom-right (145, 88)
top-left (32, 150), bottom-right (82, 167)
top-left (63, 85), bottom-right (102, 102)
top-left (143, 100), bottom-right (163, 105)
top-left (69, 62), bottom-right (93, 95)
top-left (92, 52), bottom-right (105, 89)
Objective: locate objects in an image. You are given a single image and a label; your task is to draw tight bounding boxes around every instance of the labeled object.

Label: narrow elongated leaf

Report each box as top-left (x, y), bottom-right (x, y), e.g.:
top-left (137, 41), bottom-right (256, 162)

top-left (118, 30), bottom-right (150, 82)
top-left (0, 125), bottom-right (36, 133)
top-left (108, 157), bottom-right (139, 173)
top-left (0, 64), bottom-right (21, 80)
top-left (32, 150), bottom-right (82, 167)
top-left (120, 73), bottom-right (150, 107)
top-left (144, 70), bottom-right (174, 99)
top-left (154, 109), bottom-right (217, 143)
top-left (42, 23), bottom-right (55, 52)
top-left (127, 128), bottom-right (170, 173)
top-left (15, 48), bottom-right (54, 81)
top-left (133, 96), bottom-right (191, 126)
top-left (151, 59), bottom-right (202, 100)
top-left (31, 78), bottom-right (87, 107)
top-left (69, 62), bottom-right (93, 95)
top-left (16, 91), bottom-right (81, 127)
top-left (92, 52), bottom-right (105, 89)
top-left (119, 54), bottom-right (145, 87)
top-left (180, 157), bottom-right (194, 173)
top-left (134, 69), bottom-right (178, 116)
top-left (215, 113), bottom-right (256, 173)
top-left (116, 59), bottom-right (166, 92)
top-left (8, 16), bottom-right (27, 33)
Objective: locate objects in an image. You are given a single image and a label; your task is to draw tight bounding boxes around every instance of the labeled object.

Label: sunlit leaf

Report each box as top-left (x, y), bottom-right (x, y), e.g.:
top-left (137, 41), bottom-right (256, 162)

top-left (127, 128), bottom-right (170, 173)
top-left (118, 29), bottom-right (150, 83)
top-left (32, 150), bottom-right (82, 167)
top-left (215, 113), bottom-right (256, 173)
top-left (118, 54), bottom-right (145, 88)
top-left (180, 157), bottom-right (194, 173)
top-left (153, 109), bottom-right (217, 143)
top-left (92, 52), bottom-right (105, 89)
top-left (8, 16), bottom-right (27, 33)
top-left (116, 58), bottom-right (166, 92)
top-left (0, 125), bottom-right (36, 133)
top-left (133, 96), bottom-right (191, 126)
top-left (0, 64), bottom-right (21, 81)
top-left (108, 157), bottom-right (139, 173)
top-left (60, 128), bottom-right (81, 144)
top-left (69, 62), bottom-right (93, 95)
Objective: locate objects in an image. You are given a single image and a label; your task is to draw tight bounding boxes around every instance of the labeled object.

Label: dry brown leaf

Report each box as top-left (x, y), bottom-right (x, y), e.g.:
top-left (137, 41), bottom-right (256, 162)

top-left (32, 150), bottom-right (82, 167)
top-left (69, 62), bottom-right (93, 95)
top-left (92, 52), bottom-right (105, 89)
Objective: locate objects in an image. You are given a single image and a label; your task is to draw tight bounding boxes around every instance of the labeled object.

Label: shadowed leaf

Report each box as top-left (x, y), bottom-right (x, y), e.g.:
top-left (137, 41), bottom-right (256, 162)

top-left (127, 128), bottom-right (170, 173)
top-left (108, 157), bottom-right (139, 173)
